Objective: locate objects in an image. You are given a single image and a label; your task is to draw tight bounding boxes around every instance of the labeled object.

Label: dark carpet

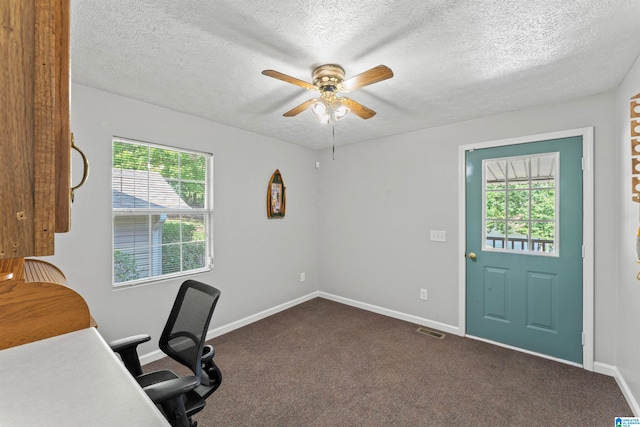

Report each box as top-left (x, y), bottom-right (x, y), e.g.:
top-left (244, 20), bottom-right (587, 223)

top-left (145, 297), bottom-right (632, 426)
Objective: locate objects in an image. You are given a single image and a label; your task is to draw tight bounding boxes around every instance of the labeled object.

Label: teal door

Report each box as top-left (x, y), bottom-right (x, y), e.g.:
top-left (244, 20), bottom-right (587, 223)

top-left (465, 137), bottom-right (583, 364)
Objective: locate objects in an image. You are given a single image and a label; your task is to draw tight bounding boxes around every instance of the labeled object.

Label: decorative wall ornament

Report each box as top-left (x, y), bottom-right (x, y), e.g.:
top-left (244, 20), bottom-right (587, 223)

top-left (267, 169), bottom-right (286, 219)
top-left (631, 93), bottom-right (640, 279)
top-left (631, 92), bottom-right (640, 202)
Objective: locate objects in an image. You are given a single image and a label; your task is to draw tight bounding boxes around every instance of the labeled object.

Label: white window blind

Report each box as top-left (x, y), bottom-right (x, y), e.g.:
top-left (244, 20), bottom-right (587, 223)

top-left (112, 138), bottom-right (213, 286)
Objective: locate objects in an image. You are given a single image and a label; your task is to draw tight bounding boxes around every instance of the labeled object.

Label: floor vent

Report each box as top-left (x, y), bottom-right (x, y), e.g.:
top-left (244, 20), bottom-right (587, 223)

top-left (416, 327), bottom-right (445, 339)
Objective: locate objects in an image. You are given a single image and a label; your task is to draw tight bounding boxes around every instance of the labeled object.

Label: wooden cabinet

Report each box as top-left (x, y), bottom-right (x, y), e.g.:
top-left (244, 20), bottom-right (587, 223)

top-left (0, 258), bottom-right (92, 350)
top-left (0, 0), bottom-right (71, 260)
top-left (0, 1), bottom-right (88, 350)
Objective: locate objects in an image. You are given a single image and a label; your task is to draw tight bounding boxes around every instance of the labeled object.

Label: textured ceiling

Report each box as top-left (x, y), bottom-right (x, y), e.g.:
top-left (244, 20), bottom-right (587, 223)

top-left (72, 1), bottom-right (640, 149)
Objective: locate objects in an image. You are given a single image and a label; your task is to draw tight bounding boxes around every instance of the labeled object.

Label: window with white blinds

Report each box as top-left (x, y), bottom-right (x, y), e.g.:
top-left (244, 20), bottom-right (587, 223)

top-left (112, 138), bottom-right (213, 287)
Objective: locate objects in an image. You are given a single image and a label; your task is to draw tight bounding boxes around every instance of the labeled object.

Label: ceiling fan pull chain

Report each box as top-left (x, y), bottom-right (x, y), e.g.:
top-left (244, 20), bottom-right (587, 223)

top-left (332, 122), bottom-right (336, 160)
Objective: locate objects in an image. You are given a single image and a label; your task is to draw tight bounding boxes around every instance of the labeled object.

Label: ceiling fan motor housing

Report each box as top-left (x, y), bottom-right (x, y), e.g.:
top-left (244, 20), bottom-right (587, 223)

top-left (313, 64), bottom-right (345, 91)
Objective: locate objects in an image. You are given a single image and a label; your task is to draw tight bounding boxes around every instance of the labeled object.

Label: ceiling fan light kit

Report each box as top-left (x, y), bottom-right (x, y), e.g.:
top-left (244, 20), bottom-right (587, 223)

top-left (310, 93), bottom-right (349, 124)
top-left (262, 64), bottom-right (393, 124)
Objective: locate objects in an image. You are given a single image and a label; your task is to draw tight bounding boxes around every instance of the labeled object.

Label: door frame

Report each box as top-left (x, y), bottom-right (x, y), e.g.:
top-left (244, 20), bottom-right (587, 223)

top-left (457, 127), bottom-right (594, 371)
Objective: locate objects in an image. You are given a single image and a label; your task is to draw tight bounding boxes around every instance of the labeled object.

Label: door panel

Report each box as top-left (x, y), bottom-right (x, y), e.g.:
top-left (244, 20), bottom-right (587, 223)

top-left (484, 267), bottom-right (510, 322)
top-left (526, 272), bottom-right (556, 332)
top-left (466, 137), bottom-right (583, 364)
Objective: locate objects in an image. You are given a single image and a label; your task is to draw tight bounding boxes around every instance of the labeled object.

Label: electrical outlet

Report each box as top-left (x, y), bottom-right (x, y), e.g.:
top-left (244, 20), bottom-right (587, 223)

top-left (300, 272), bottom-right (306, 282)
top-left (420, 288), bottom-right (428, 300)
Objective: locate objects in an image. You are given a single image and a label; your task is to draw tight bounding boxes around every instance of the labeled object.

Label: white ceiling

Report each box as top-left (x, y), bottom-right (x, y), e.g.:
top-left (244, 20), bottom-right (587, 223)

top-left (72, 1), bottom-right (640, 149)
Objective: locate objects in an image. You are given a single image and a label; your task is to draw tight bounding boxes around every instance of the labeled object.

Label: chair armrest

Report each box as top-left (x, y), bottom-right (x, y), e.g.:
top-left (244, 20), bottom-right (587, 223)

top-left (143, 376), bottom-right (200, 404)
top-left (109, 334), bottom-right (151, 377)
top-left (109, 334), bottom-right (151, 352)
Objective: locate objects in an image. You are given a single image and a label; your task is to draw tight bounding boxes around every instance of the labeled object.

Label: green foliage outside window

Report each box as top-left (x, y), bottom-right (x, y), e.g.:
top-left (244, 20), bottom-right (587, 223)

top-left (485, 176), bottom-right (556, 254)
top-left (486, 188), bottom-right (555, 239)
top-left (160, 220), bottom-right (206, 273)
top-left (114, 250), bottom-right (139, 283)
top-left (113, 141), bottom-right (207, 208)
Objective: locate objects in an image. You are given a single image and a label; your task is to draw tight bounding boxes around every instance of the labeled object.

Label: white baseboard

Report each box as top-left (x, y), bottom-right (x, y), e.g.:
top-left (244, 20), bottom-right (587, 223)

top-left (594, 361), bottom-right (617, 377)
top-left (595, 363), bottom-right (640, 416)
top-left (205, 291), bottom-right (320, 340)
top-left (139, 348), bottom-right (166, 366)
top-left (139, 291), bottom-right (320, 366)
top-left (317, 292), bottom-right (461, 336)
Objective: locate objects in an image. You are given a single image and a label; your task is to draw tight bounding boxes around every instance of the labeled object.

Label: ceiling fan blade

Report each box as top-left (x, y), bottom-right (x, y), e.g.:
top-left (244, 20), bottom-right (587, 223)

top-left (262, 70), bottom-right (317, 91)
top-left (339, 97), bottom-right (376, 119)
top-left (283, 98), bottom-right (318, 117)
top-left (341, 65), bottom-right (393, 92)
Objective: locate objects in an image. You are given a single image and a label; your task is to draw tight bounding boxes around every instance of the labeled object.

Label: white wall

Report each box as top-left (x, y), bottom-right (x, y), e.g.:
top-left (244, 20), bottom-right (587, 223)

top-left (318, 91), bottom-right (618, 365)
top-left (44, 84), bottom-right (320, 355)
top-left (41, 83), bottom-right (622, 370)
top-left (616, 54), bottom-right (640, 413)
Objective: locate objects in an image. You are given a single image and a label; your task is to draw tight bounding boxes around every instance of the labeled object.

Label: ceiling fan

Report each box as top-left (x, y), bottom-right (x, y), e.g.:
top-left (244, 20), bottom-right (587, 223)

top-left (261, 64), bottom-right (393, 123)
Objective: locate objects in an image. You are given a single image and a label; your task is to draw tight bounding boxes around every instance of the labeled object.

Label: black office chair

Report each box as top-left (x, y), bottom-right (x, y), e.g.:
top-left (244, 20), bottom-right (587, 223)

top-left (110, 280), bottom-right (222, 427)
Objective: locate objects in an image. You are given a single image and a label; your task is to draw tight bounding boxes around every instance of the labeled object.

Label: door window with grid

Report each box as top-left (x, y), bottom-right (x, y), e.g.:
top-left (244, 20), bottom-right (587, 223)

top-left (112, 138), bottom-right (213, 286)
top-left (482, 153), bottom-right (559, 255)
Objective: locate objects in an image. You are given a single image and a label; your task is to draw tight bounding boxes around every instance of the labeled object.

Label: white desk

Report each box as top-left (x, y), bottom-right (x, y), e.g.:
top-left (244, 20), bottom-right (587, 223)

top-left (0, 328), bottom-right (170, 426)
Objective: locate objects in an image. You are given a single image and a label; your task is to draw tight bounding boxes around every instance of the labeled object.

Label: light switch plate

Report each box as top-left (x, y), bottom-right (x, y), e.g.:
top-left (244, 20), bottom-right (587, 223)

top-left (430, 230), bottom-right (446, 242)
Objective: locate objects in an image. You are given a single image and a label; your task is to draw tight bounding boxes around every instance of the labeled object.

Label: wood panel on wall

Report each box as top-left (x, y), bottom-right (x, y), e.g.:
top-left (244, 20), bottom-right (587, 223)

top-left (0, 0), bottom-right (71, 259)
top-left (0, 0), bottom-right (37, 258)
top-left (54, 0), bottom-right (71, 233)
top-left (33, 0), bottom-right (57, 254)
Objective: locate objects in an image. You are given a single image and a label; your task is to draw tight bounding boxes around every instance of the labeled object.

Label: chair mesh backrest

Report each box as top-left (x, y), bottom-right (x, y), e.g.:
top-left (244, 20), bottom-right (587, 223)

top-left (159, 280), bottom-right (220, 377)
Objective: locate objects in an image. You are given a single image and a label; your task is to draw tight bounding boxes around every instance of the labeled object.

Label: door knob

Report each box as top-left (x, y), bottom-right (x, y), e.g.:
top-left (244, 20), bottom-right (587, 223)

top-left (468, 252), bottom-right (477, 261)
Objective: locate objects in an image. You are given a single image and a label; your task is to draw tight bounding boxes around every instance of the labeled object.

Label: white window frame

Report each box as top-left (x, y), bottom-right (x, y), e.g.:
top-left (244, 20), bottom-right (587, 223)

top-left (481, 152), bottom-right (560, 257)
top-left (111, 137), bottom-right (213, 288)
